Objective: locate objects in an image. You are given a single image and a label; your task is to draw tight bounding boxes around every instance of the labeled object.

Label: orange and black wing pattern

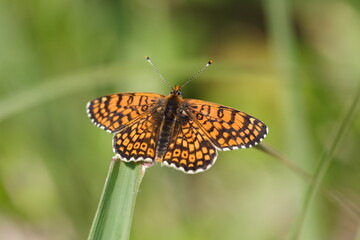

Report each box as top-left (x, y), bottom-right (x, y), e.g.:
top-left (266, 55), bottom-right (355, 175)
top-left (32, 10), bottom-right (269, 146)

top-left (86, 93), bottom-right (165, 133)
top-left (183, 99), bottom-right (268, 151)
top-left (112, 110), bottom-right (163, 162)
top-left (162, 115), bottom-right (217, 173)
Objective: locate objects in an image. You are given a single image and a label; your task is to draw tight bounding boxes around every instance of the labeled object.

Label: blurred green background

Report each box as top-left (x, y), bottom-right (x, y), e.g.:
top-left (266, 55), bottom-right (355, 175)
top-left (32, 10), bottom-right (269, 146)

top-left (1, 0), bottom-right (359, 239)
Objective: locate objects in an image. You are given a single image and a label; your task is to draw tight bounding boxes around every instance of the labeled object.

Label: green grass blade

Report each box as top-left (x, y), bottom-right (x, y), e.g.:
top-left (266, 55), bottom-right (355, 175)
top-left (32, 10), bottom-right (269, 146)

top-left (257, 143), bottom-right (360, 221)
top-left (88, 157), bottom-right (145, 240)
top-left (292, 85), bottom-right (360, 239)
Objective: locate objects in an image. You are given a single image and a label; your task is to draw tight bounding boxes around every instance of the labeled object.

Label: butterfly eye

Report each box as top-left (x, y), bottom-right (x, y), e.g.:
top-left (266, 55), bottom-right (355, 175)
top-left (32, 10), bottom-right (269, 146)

top-left (170, 89), bottom-right (182, 96)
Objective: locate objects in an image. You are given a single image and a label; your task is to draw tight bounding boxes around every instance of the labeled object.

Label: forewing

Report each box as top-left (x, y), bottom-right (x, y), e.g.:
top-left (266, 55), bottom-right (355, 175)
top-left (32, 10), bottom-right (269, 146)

top-left (86, 93), bottom-right (165, 133)
top-left (162, 116), bottom-right (218, 174)
top-left (183, 99), bottom-right (268, 150)
top-left (113, 111), bottom-right (162, 162)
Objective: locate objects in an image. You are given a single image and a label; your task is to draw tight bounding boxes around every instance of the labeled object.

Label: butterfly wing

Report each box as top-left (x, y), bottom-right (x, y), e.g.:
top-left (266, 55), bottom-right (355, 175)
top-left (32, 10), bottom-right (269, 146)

top-left (113, 110), bottom-right (163, 162)
top-left (162, 114), bottom-right (218, 173)
top-left (86, 93), bottom-right (165, 133)
top-left (182, 99), bottom-right (268, 150)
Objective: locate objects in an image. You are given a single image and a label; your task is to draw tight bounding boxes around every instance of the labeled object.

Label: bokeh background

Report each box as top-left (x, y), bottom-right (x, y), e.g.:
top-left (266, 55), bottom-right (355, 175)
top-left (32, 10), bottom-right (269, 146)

top-left (1, 0), bottom-right (360, 239)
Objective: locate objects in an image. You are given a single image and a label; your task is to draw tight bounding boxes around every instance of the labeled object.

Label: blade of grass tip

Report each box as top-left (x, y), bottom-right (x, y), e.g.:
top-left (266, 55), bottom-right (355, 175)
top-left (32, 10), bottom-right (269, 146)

top-left (88, 157), bottom-right (145, 240)
top-left (257, 143), bottom-right (360, 222)
top-left (292, 84), bottom-right (360, 240)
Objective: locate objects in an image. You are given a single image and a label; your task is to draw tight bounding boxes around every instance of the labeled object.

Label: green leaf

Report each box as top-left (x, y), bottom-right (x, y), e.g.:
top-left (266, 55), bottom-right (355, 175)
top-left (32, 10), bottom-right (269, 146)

top-left (88, 158), bottom-right (145, 240)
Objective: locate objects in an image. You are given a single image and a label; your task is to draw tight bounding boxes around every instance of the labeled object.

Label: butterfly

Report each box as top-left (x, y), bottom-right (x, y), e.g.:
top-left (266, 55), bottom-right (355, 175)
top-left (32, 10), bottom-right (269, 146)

top-left (86, 58), bottom-right (268, 174)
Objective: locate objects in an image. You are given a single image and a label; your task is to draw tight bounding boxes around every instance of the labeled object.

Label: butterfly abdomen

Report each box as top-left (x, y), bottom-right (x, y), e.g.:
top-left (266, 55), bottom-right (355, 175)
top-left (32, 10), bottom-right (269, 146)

top-left (155, 94), bottom-right (183, 161)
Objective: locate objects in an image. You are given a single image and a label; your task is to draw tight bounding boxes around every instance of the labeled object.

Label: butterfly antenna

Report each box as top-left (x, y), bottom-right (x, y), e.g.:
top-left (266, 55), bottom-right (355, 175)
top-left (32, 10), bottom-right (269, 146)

top-left (146, 56), bottom-right (172, 90)
top-left (180, 60), bottom-right (213, 89)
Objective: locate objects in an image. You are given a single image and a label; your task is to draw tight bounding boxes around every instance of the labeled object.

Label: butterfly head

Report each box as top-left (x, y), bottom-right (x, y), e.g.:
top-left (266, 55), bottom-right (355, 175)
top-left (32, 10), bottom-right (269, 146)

top-left (170, 85), bottom-right (182, 96)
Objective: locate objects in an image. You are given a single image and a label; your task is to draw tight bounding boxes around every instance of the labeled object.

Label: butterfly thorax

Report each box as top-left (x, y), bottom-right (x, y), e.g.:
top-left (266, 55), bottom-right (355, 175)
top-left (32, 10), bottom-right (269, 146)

top-left (155, 90), bottom-right (184, 162)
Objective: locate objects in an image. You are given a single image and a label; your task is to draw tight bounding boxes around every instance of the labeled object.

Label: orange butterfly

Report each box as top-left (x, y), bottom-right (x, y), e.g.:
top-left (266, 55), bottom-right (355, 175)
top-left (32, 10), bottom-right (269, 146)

top-left (86, 58), bottom-right (268, 173)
